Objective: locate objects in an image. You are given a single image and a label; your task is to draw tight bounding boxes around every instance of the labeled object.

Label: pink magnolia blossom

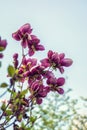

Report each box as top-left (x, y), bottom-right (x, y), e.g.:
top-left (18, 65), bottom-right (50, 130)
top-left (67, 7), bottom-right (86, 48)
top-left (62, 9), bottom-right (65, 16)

top-left (12, 23), bottom-right (45, 56)
top-left (17, 57), bottom-right (37, 82)
top-left (29, 81), bottom-right (50, 104)
top-left (28, 35), bottom-right (45, 56)
top-left (0, 37), bottom-right (7, 50)
top-left (41, 50), bottom-right (73, 73)
top-left (12, 23), bottom-right (32, 48)
top-left (47, 76), bottom-right (65, 94)
top-left (28, 65), bottom-right (45, 84)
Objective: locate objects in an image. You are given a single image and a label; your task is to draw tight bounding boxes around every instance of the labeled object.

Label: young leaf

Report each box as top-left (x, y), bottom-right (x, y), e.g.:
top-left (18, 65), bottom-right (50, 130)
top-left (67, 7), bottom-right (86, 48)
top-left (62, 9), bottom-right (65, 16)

top-left (19, 89), bottom-right (28, 98)
top-left (18, 114), bottom-right (23, 122)
top-left (8, 65), bottom-right (15, 77)
top-left (30, 116), bottom-right (37, 123)
top-left (0, 46), bottom-right (5, 51)
top-left (5, 109), bottom-right (13, 116)
top-left (1, 103), bottom-right (6, 111)
top-left (0, 82), bottom-right (8, 88)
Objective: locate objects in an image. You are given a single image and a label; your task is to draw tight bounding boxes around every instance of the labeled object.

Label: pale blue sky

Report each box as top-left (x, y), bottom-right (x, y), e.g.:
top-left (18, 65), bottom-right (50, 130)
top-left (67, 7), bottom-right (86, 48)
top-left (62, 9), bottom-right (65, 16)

top-left (0, 0), bottom-right (87, 98)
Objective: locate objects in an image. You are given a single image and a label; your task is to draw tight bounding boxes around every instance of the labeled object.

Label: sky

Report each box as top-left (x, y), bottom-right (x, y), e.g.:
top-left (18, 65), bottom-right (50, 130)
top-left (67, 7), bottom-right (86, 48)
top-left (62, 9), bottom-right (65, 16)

top-left (0, 0), bottom-right (87, 100)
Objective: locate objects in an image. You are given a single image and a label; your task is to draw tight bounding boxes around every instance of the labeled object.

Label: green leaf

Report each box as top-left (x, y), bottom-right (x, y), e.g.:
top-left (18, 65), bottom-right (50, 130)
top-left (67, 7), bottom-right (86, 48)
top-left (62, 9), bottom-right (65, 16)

top-left (21, 122), bottom-right (25, 128)
top-left (19, 89), bottom-right (28, 98)
top-left (30, 116), bottom-right (37, 123)
top-left (13, 92), bottom-right (17, 98)
top-left (1, 103), bottom-right (6, 111)
top-left (0, 46), bottom-right (5, 51)
top-left (0, 82), bottom-right (8, 88)
top-left (8, 65), bottom-right (15, 77)
top-left (15, 98), bottom-right (20, 104)
top-left (6, 116), bottom-right (10, 122)
top-left (22, 89), bottom-right (28, 95)
top-left (5, 109), bottom-right (13, 116)
top-left (18, 114), bottom-right (23, 121)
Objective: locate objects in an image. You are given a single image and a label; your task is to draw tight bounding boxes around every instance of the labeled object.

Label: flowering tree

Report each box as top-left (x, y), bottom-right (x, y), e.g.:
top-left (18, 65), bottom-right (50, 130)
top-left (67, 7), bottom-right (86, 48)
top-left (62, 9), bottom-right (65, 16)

top-left (0, 23), bottom-right (73, 130)
top-left (33, 89), bottom-right (87, 130)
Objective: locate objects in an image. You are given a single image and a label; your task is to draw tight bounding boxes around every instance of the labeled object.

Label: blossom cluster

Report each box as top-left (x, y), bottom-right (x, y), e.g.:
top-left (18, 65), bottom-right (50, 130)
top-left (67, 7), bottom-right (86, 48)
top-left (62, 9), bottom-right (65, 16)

top-left (0, 23), bottom-right (73, 129)
top-left (12, 23), bottom-right (73, 104)
top-left (12, 23), bottom-right (45, 56)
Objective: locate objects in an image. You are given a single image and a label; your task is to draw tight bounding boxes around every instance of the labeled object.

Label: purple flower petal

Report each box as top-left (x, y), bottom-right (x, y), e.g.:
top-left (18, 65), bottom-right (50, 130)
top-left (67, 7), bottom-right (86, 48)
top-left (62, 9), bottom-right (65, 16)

top-left (21, 39), bottom-right (28, 48)
top-left (40, 58), bottom-right (50, 68)
top-left (18, 68), bottom-right (24, 74)
top-left (58, 67), bottom-right (64, 74)
top-left (52, 52), bottom-right (59, 63)
top-left (36, 98), bottom-right (42, 104)
top-left (31, 81), bottom-right (39, 91)
top-left (23, 71), bottom-right (30, 77)
top-left (57, 88), bottom-right (64, 94)
top-left (0, 53), bottom-right (3, 58)
top-left (39, 91), bottom-right (47, 97)
top-left (48, 50), bottom-right (53, 59)
top-left (12, 30), bottom-right (21, 41)
top-left (0, 37), bottom-right (7, 51)
top-left (13, 53), bottom-right (18, 59)
top-left (59, 53), bottom-right (65, 60)
top-left (47, 77), bottom-right (57, 85)
top-left (28, 48), bottom-right (35, 56)
top-left (22, 57), bottom-right (27, 65)
top-left (45, 86), bottom-right (50, 93)
top-left (36, 44), bottom-right (45, 51)
top-left (43, 70), bottom-right (54, 78)
top-left (57, 77), bottom-right (65, 86)
top-left (30, 35), bottom-right (40, 44)
top-left (0, 40), bottom-right (7, 48)
top-left (20, 23), bottom-right (32, 34)
top-left (61, 58), bottom-right (73, 67)
top-left (27, 58), bottom-right (37, 67)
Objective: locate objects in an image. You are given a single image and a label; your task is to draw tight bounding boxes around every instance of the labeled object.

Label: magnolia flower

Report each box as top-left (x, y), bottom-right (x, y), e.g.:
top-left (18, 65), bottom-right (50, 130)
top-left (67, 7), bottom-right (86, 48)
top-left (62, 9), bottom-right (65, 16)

top-left (41, 50), bottom-right (73, 73)
top-left (29, 81), bottom-right (50, 104)
top-left (27, 35), bottom-right (45, 56)
top-left (12, 24), bottom-right (45, 56)
top-left (47, 76), bottom-right (65, 94)
top-left (22, 57), bottom-right (37, 71)
top-left (0, 37), bottom-right (7, 51)
top-left (12, 23), bottom-right (32, 48)
top-left (28, 65), bottom-right (45, 84)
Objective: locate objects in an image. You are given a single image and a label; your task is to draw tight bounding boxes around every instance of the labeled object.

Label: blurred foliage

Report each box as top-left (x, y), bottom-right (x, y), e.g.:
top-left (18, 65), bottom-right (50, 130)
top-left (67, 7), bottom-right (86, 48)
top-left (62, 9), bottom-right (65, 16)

top-left (31, 89), bottom-right (87, 130)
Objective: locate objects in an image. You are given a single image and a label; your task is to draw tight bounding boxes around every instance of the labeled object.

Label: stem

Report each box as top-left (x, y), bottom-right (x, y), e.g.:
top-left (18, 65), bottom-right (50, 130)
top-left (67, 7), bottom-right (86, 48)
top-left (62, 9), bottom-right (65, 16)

top-left (4, 121), bottom-right (14, 129)
top-left (0, 85), bottom-right (11, 98)
top-left (22, 47), bottom-right (24, 57)
top-left (0, 116), bottom-right (15, 129)
top-left (4, 119), bottom-right (16, 129)
top-left (0, 90), bottom-right (8, 98)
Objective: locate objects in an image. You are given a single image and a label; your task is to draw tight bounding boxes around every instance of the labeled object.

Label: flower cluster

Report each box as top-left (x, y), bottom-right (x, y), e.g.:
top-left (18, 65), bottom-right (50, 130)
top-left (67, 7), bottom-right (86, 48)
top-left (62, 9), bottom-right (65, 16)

top-left (11, 23), bottom-right (73, 105)
top-left (12, 23), bottom-right (45, 56)
top-left (0, 23), bottom-right (73, 129)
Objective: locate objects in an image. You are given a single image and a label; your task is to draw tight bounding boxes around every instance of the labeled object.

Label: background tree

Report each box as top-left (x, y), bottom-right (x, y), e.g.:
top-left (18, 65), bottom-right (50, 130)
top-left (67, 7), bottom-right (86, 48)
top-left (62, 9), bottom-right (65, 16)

top-left (33, 89), bottom-right (87, 130)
